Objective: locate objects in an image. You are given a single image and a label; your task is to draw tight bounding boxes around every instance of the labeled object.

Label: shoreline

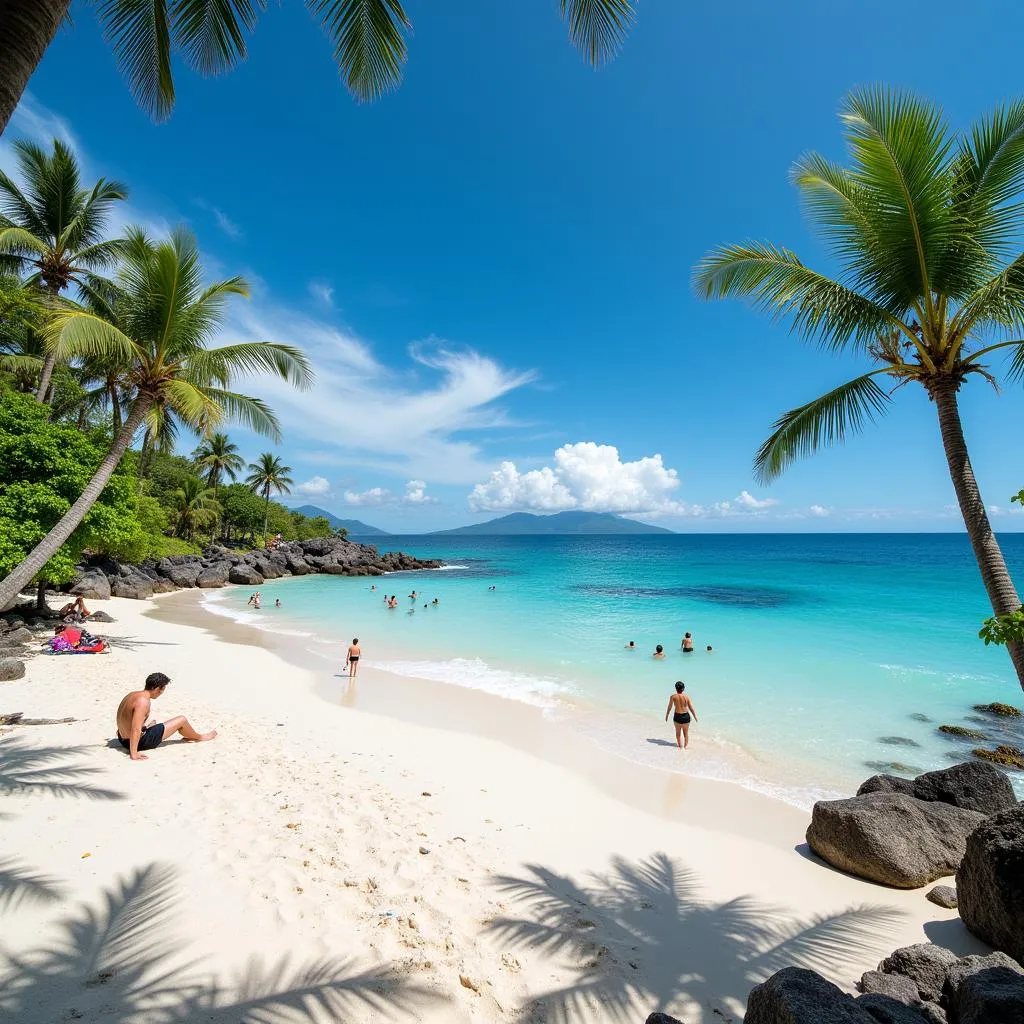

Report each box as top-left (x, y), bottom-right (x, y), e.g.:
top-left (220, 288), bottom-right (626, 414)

top-left (148, 587), bottom-right (813, 843)
top-left (1, 594), bottom-right (989, 1023)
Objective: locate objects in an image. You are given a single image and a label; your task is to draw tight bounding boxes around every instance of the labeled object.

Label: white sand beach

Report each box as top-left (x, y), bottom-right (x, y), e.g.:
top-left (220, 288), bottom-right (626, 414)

top-left (0, 594), bottom-right (990, 1023)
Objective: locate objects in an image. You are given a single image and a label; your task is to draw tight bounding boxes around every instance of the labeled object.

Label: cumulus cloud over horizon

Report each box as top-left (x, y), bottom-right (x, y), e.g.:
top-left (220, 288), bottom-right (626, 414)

top-left (295, 475), bottom-right (331, 497)
top-left (468, 442), bottom-right (686, 514)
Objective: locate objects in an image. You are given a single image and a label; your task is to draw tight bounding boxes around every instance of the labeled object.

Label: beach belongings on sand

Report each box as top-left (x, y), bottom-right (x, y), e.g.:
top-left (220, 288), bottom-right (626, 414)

top-left (46, 626), bottom-right (107, 654)
top-left (957, 804), bottom-right (1024, 965)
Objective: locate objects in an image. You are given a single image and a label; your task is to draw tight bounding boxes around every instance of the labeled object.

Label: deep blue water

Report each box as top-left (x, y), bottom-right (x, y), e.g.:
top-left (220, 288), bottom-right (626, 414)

top-left (207, 533), bottom-right (1024, 806)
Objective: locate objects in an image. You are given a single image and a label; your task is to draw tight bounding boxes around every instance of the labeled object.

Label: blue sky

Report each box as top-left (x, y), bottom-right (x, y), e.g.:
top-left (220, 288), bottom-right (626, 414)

top-left (6, 0), bottom-right (1024, 532)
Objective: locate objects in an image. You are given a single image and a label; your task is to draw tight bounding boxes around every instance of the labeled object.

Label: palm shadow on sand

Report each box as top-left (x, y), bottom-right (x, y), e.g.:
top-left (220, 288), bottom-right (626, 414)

top-left (0, 862), bottom-right (435, 1022)
top-left (0, 734), bottom-right (125, 801)
top-left (488, 852), bottom-right (906, 1023)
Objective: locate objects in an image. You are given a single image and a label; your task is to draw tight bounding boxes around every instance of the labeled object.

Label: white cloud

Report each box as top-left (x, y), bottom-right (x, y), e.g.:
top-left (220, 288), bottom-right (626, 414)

top-left (343, 486), bottom-right (390, 507)
top-left (988, 503), bottom-right (1024, 516)
top-left (404, 479), bottom-right (434, 504)
top-left (734, 490), bottom-right (778, 510)
top-left (296, 475), bottom-right (331, 497)
top-left (809, 504), bottom-right (831, 517)
top-left (193, 199), bottom-right (242, 239)
top-left (469, 442), bottom-right (686, 514)
top-left (308, 280), bottom-right (335, 307)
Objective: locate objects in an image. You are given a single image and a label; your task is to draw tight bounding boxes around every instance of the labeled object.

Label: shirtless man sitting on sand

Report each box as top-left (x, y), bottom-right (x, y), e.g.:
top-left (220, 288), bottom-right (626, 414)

top-left (115, 672), bottom-right (217, 761)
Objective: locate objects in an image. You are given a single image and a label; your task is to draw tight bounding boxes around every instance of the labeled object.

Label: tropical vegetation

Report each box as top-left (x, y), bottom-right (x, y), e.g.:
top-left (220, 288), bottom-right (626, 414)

top-left (0, 150), bottom-right (316, 610)
top-left (0, 1), bottom-right (637, 135)
top-left (696, 87), bottom-right (1024, 691)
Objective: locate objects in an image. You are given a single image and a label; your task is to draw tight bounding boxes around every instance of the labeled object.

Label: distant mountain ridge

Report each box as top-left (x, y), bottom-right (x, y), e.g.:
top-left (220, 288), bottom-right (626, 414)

top-left (291, 505), bottom-right (391, 536)
top-left (431, 511), bottom-right (673, 536)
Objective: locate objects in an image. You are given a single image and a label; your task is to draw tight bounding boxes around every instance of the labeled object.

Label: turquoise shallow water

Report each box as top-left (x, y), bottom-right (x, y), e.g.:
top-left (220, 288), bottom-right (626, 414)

top-left (204, 533), bottom-right (1024, 807)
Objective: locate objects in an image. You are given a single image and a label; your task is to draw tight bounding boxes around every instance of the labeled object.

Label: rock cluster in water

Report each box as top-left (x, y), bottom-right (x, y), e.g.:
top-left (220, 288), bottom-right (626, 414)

top-left (67, 537), bottom-right (444, 601)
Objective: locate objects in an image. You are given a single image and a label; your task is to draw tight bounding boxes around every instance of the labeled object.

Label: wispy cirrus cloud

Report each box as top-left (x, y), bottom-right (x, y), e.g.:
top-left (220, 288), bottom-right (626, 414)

top-left (194, 198), bottom-right (243, 239)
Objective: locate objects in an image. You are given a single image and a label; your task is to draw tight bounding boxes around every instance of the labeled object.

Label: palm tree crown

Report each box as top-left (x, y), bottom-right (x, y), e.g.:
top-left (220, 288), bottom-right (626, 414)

top-left (0, 139), bottom-right (127, 399)
top-left (245, 452), bottom-right (294, 541)
top-left (171, 476), bottom-right (220, 539)
top-left (695, 86), bottom-right (1024, 688)
top-left (0, 229), bottom-right (312, 610)
top-left (193, 432), bottom-right (245, 491)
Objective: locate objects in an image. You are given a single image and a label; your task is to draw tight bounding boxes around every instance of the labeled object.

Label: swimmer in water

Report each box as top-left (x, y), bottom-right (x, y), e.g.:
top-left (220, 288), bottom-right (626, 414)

top-left (665, 681), bottom-right (698, 749)
top-left (275, 599), bottom-right (281, 608)
top-left (625, 641), bottom-right (636, 650)
top-left (706, 645), bottom-right (713, 653)
top-left (653, 644), bottom-right (665, 659)
top-left (682, 632), bottom-right (694, 653)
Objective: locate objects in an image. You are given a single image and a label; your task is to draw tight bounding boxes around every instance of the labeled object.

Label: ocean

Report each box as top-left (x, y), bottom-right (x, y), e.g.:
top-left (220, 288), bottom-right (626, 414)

top-left (203, 533), bottom-right (1024, 808)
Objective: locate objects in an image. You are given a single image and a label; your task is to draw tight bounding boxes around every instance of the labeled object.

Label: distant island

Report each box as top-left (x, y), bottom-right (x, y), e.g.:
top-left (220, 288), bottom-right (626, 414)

top-left (431, 511), bottom-right (673, 536)
top-left (291, 505), bottom-right (391, 536)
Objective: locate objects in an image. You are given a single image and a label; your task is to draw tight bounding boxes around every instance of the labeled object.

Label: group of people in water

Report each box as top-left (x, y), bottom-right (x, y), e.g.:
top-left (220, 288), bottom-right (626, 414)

top-left (626, 632), bottom-right (713, 658)
top-left (371, 586), bottom-right (441, 611)
top-left (245, 592), bottom-right (281, 611)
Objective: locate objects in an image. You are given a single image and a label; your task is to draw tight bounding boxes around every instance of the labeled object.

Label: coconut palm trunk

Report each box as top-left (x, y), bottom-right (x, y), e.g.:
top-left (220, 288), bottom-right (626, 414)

top-left (262, 486), bottom-right (271, 543)
top-left (0, 1), bottom-right (70, 136)
top-left (930, 381), bottom-right (1024, 683)
top-left (0, 397), bottom-right (151, 610)
top-left (35, 285), bottom-right (62, 402)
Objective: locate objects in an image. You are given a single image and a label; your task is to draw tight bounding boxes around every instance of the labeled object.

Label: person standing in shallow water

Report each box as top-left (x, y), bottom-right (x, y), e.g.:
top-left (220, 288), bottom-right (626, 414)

top-left (345, 638), bottom-right (361, 679)
top-left (681, 632), bottom-right (694, 653)
top-left (665, 681), bottom-right (697, 749)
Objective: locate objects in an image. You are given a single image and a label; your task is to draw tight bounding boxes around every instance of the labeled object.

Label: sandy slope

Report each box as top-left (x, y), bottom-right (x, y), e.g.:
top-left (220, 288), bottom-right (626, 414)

top-left (0, 595), bottom-right (987, 1023)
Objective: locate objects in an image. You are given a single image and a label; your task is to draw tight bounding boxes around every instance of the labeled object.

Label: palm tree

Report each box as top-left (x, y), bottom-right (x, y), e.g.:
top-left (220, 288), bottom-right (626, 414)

top-left (695, 87), bottom-right (1024, 690)
top-left (245, 453), bottom-right (294, 544)
top-left (0, 227), bottom-right (312, 610)
top-left (0, 139), bottom-right (126, 400)
top-left (0, 1), bottom-right (636, 134)
top-left (193, 431), bottom-right (244, 542)
top-left (0, 274), bottom-right (45, 391)
top-left (170, 476), bottom-right (220, 540)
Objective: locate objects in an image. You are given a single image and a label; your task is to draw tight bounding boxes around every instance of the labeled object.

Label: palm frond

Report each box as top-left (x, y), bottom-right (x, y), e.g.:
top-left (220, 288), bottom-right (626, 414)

top-left (1007, 340), bottom-right (1024, 381)
top-left (46, 310), bottom-right (142, 364)
top-left (97, 0), bottom-right (176, 122)
top-left (205, 388), bottom-right (282, 440)
top-left (754, 372), bottom-right (893, 483)
top-left (950, 253), bottom-right (1024, 342)
top-left (559, 0), bottom-right (635, 67)
top-left (0, 352), bottom-right (45, 374)
top-left (306, 0), bottom-right (410, 103)
top-left (190, 341), bottom-right (314, 390)
top-left (0, 168), bottom-right (48, 238)
top-left (172, 0), bottom-right (267, 75)
top-left (163, 378), bottom-right (224, 434)
top-left (0, 226), bottom-right (48, 257)
top-left (69, 238), bottom-right (128, 272)
top-left (693, 242), bottom-right (898, 351)
top-left (840, 86), bottom-right (963, 306)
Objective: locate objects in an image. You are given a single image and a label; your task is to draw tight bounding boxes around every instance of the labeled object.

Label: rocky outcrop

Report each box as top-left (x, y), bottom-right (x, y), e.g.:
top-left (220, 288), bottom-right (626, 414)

top-left (806, 792), bottom-right (985, 888)
top-left (948, 964), bottom-right (1024, 1024)
top-left (110, 574), bottom-right (155, 600)
top-left (956, 805), bottom-right (1024, 963)
top-left (644, 1015), bottom-right (685, 1024)
top-left (878, 945), bottom-right (959, 1003)
top-left (856, 994), bottom-right (945, 1024)
top-left (65, 538), bottom-right (444, 601)
top-left (745, 966), bottom-right (874, 1022)
top-left (911, 762), bottom-right (1017, 815)
top-left (857, 774), bottom-right (916, 798)
top-left (6, 626), bottom-right (32, 645)
top-left (69, 568), bottom-right (111, 600)
top-left (196, 563), bottom-right (231, 588)
top-left (942, 952), bottom-right (1023, 1001)
top-left (228, 564), bottom-right (264, 586)
top-left (925, 885), bottom-right (958, 909)
top-left (0, 658), bottom-right (25, 681)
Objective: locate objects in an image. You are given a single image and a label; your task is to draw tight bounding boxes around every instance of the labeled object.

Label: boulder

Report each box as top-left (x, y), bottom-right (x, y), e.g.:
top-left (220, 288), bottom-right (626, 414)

top-left (300, 536), bottom-right (345, 557)
top-left (877, 944), bottom-right (959, 1003)
top-left (157, 563), bottom-right (201, 588)
top-left (70, 569), bottom-right (111, 601)
top-left (860, 971), bottom-right (919, 1003)
top-left (745, 967), bottom-right (875, 1023)
top-left (321, 563), bottom-right (351, 575)
top-left (925, 885), bottom-right (958, 909)
top-left (858, 775), bottom-right (917, 798)
top-left (228, 565), bottom-right (264, 586)
top-left (150, 578), bottom-right (178, 594)
top-left (806, 793), bottom-right (985, 888)
top-left (855, 994), bottom-right (944, 1024)
top-left (947, 965), bottom-right (1024, 1024)
top-left (956, 805), bottom-right (1024, 964)
top-left (911, 762), bottom-right (1016, 815)
top-left (88, 610), bottom-right (115, 623)
top-left (285, 555), bottom-right (311, 575)
top-left (5, 626), bottom-right (33, 645)
top-left (645, 1015), bottom-right (685, 1024)
top-left (0, 658), bottom-right (25, 681)
top-left (943, 952), bottom-right (1024, 1001)
top-left (110, 574), bottom-right (154, 600)
top-left (196, 563), bottom-right (231, 588)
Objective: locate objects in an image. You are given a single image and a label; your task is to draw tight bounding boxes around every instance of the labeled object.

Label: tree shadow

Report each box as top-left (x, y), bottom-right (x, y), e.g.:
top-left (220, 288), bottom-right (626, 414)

top-left (0, 863), bottom-right (435, 1022)
top-left (0, 857), bottom-right (64, 913)
top-left (103, 636), bottom-right (179, 649)
top-left (487, 852), bottom-right (906, 1023)
top-left (0, 735), bottom-right (125, 800)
